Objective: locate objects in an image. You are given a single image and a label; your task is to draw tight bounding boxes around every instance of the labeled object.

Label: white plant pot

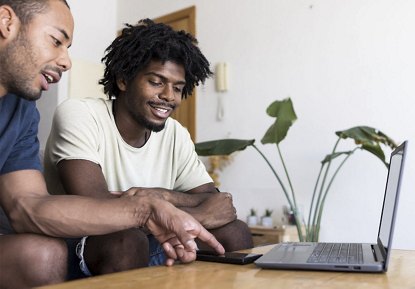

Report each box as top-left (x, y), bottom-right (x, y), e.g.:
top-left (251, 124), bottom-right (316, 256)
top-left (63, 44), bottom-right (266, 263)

top-left (247, 215), bottom-right (258, 226)
top-left (261, 216), bottom-right (273, 228)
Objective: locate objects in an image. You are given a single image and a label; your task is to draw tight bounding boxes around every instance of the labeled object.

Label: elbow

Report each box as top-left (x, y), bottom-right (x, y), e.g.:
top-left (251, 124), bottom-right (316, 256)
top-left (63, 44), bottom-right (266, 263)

top-left (8, 209), bottom-right (29, 234)
top-left (8, 196), bottom-right (42, 234)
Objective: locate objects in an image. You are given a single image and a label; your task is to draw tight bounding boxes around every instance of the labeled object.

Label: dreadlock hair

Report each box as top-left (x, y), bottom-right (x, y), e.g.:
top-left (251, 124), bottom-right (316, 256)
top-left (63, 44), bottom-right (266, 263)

top-left (0, 0), bottom-right (70, 26)
top-left (99, 18), bottom-right (213, 100)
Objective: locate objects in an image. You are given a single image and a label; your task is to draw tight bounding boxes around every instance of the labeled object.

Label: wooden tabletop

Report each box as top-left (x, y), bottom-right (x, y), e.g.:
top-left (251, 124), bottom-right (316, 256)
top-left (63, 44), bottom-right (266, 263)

top-left (36, 245), bottom-right (415, 289)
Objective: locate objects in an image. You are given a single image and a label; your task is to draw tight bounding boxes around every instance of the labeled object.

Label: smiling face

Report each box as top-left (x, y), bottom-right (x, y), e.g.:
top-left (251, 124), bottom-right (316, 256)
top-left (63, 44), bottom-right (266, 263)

top-left (117, 60), bottom-right (186, 133)
top-left (0, 0), bottom-right (73, 100)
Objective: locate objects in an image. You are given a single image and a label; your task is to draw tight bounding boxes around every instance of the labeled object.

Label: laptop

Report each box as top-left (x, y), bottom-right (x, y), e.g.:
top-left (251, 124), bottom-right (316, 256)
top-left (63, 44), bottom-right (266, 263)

top-left (255, 140), bottom-right (407, 273)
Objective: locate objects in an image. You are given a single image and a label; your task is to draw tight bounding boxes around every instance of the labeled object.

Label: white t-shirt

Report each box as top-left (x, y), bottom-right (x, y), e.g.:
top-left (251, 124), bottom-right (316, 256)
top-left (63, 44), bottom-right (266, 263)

top-left (44, 98), bottom-right (212, 195)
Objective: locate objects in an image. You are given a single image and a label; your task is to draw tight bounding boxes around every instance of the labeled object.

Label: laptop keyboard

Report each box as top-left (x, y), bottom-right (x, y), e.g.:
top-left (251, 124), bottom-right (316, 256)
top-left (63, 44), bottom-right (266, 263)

top-left (307, 243), bottom-right (364, 264)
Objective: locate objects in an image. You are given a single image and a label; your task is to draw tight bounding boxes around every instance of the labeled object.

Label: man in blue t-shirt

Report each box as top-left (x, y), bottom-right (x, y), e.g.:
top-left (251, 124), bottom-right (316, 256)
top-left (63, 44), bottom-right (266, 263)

top-left (0, 1), bottom-right (224, 288)
top-left (0, 95), bottom-right (42, 176)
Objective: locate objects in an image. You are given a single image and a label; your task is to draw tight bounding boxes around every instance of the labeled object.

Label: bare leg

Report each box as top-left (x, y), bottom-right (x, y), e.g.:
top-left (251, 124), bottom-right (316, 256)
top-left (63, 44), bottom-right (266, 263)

top-left (198, 219), bottom-right (253, 251)
top-left (0, 234), bottom-right (67, 289)
top-left (83, 229), bottom-right (149, 275)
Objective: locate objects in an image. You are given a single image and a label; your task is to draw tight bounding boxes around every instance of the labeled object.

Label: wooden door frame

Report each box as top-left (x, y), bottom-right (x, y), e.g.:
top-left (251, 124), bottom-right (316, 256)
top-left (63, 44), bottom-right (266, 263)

top-left (155, 6), bottom-right (195, 35)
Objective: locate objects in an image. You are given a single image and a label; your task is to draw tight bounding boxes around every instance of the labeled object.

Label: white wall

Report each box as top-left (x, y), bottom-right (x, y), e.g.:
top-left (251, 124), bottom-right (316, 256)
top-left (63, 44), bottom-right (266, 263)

top-left (117, 0), bottom-right (415, 249)
top-left (37, 0), bottom-right (117, 149)
top-left (67, 0), bottom-right (118, 62)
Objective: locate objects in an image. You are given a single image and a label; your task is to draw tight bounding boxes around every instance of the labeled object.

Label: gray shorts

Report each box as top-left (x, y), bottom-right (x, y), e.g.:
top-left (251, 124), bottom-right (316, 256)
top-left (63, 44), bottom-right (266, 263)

top-left (75, 234), bottom-right (166, 276)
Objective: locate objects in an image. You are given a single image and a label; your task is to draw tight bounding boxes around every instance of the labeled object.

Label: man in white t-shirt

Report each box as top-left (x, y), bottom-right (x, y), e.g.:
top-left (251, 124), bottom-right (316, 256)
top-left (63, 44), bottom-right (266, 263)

top-left (44, 19), bottom-right (252, 278)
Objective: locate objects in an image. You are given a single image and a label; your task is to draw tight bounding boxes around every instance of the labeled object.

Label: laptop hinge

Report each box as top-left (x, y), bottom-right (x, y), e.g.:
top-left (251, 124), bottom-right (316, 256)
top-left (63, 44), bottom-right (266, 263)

top-left (371, 244), bottom-right (385, 263)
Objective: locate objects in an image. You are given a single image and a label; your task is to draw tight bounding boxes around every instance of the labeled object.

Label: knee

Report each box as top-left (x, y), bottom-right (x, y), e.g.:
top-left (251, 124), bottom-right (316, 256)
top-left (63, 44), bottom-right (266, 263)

top-left (25, 236), bottom-right (67, 285)
top-left (85, 229), bottom-right (149, 274)
top-left (226, 219), bottom-right (253, 242)
top-left (110, 229), bottom-right (149, 269)
top-left (211, 220), bottom-right (254, 251)
top-left (114, 229), bottom-right (149, 252)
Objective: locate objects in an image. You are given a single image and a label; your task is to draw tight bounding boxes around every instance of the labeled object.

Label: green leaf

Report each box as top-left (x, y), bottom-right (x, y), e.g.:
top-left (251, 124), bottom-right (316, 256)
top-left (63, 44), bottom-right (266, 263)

top-left (321, 151), bottom-right (353, 164)
top-left (335, 126), bottom-right (397, 166)
top-left (361, 142), bottom-right (387, 166)
top-left (261, 98), bottom-right (297, 145)
top-left (194, 139), bottom-right (255, 156)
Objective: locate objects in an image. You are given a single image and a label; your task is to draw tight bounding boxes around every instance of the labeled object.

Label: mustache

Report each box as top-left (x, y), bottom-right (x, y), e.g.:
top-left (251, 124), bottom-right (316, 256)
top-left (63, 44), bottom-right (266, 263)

top-left (44, 65), bottom-right (63, 78)
top-left (148, 101), bottom-right (176, 110)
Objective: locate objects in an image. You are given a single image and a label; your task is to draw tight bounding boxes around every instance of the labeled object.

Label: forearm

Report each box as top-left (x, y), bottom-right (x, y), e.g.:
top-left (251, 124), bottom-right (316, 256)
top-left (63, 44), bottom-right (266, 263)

top-left (9, 194), bottom-right (151, 237)
top-left (122, 186), bottom-right (213, 207)
top-left (178, 192), bottom-right (237, 230)
top-left (178, 206), bottom-right (208, 225)
top-left (120, 187), bottom-right (234, 229)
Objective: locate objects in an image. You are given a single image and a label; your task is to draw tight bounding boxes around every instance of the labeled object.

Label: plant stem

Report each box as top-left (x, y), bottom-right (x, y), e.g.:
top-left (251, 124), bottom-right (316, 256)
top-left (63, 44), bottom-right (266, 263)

top-left (251, 144), bottom-right (294, 209)
top-left (276, 144), bottom-right (297, 208)
top-left (310, 138), bottom-right (341, 241)
top-left (276, 143), bottom-right (304, 240)
top-left (251, 144), bottom-right (304, 241)
top-left (310, 162), bottom-right (330, 241)
top-left (314, 148), bottom-right (357, 238)
top-left (306, 164), bottom-right (324, 241)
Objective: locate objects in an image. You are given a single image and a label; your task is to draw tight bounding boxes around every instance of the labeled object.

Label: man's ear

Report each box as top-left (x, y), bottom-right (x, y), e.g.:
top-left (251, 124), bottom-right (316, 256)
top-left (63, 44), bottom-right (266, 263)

top-left (116, 78), bottom-right (127, 92)
top-left (0, 5), bottom-right (20, 39)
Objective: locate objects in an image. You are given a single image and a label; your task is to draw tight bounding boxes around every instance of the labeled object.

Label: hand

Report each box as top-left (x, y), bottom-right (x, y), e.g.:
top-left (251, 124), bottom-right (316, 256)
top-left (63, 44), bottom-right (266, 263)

top-left (146, 199), bottom-right (225, 266)
top-left (193, 192), bottom-right (237, 229)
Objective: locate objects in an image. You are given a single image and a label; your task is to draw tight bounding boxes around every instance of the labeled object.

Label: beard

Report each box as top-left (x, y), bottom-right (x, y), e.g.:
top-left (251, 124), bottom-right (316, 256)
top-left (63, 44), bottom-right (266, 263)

top-left (0, 30), bottom-right (42, 101)
top-left (128, 107), bottom-right (166, 133)
top-left (125, 98), bottom-right (168, 133)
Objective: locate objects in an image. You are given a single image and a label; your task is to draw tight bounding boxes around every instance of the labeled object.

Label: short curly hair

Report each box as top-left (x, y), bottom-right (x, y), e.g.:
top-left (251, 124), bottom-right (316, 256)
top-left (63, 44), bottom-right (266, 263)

top-left (0, 0), bottom-right (69, 25)
top-left (99, 18), bottom-right (212, 100)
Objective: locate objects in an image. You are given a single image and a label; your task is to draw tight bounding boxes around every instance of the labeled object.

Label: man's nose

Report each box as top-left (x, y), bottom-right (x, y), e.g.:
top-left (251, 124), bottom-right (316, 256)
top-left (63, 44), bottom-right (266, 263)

top-left (159, 85), bottom-right (175, 102)
top-left (57, 48), bottom-right (72, 72)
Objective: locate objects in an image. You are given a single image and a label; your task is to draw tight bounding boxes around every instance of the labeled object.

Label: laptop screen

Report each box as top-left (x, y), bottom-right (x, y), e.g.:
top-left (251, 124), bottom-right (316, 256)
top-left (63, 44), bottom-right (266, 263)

top-left (377, 142), bottom-right (406, 256)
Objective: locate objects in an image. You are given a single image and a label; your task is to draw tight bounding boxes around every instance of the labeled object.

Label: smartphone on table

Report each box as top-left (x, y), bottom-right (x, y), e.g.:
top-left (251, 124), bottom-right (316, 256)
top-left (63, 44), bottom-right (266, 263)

top-left (196, 250), bottom-right (263, 265)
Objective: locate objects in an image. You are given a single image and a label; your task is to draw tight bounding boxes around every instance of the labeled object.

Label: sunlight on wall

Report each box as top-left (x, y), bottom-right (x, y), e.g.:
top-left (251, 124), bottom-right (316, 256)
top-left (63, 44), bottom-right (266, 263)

top-left (68, 59), bottom-right (106, 99)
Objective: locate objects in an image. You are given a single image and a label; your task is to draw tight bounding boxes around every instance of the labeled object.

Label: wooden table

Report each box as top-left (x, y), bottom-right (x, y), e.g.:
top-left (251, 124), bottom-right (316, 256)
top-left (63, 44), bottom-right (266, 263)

top-left (36, 245), bottom-right (415, 289)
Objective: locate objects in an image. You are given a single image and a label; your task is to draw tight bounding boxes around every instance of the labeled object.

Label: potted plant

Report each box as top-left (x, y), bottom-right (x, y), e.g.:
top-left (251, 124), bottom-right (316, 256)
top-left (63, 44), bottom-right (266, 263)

top-left (247, 208), bottom-right (258, 226)
top-left (261, 209), bottom-right (274, 227)
top-left (195, 98), bottom-right (397, 241)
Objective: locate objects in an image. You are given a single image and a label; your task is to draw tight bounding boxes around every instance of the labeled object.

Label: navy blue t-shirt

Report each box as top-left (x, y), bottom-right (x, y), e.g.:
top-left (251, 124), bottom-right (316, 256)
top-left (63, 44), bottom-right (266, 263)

top-left (0, 93), bottom-right (42, 175)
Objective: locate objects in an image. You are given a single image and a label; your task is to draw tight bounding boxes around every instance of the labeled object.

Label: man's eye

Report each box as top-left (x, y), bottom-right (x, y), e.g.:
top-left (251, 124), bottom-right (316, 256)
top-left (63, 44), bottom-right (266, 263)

top-left (174, 86), bottom-right (183, 93)
top-left (51, 36), bottom-right (62, 46)
top-left (149, 80), bottom-right (162, 86)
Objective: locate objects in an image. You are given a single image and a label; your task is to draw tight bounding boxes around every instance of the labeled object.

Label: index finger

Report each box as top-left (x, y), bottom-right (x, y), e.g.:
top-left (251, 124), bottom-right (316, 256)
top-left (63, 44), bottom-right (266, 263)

top-left (197, 227), bottom-right (225, 255)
